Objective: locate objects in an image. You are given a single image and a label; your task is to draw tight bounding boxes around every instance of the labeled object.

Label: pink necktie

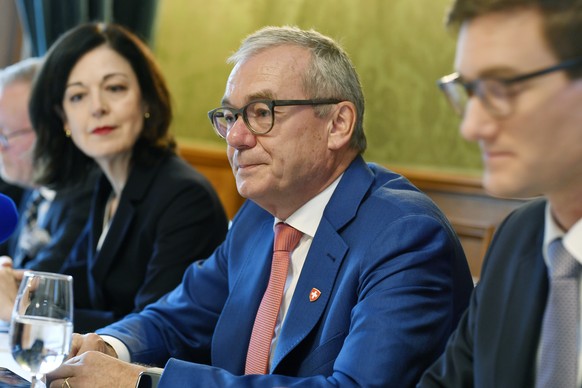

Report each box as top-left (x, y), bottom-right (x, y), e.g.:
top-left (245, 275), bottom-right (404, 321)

top-left (245, 223), bottom-right (303, 375)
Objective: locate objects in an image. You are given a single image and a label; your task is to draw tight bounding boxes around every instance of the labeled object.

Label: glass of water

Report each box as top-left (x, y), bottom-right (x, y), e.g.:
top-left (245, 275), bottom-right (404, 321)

top-left (9, 271), bottom-right (73, 388)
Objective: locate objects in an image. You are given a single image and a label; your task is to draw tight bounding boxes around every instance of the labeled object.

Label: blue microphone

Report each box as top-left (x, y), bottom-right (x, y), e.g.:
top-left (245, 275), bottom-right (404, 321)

top-left (0, 193), bottom-right (18, 243)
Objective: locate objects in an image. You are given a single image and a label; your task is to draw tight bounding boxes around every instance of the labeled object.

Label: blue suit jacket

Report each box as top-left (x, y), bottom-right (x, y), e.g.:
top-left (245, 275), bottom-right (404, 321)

top-left (64, 154), bottom-right (228, 333)
top-left (100, 156), bottom-right (474, 387)
top-left (418, 199), bottom-right (546, 388)
top-left (0, 175), bottom-right (95, 271)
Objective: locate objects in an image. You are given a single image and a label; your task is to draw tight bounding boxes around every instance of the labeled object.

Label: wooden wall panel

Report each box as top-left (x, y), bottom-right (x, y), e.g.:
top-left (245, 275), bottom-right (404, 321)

top-left (178, 143), bottom-right (244, 220)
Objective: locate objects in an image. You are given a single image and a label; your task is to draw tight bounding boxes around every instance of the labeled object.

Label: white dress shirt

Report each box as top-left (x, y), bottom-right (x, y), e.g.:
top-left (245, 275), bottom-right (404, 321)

top-left (269, 175), bottom-right (341, 367)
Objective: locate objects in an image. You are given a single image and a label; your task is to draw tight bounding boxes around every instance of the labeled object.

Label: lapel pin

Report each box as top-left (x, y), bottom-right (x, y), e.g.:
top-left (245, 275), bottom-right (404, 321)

top-left (309, 288), bottom-right (321, 302)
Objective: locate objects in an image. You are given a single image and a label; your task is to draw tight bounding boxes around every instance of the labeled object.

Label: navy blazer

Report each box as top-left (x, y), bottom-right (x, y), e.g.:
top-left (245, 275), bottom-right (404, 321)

top-left (64, 154), bottom-right (228, 333)
top-left (0, 178), bottom-right (23, 208)
top-left (418, 199), bottom-right (547, 388)
top-left (100, 156), bottom-right (474, 387)
top-left (0, 175), bottom-right (94, 271)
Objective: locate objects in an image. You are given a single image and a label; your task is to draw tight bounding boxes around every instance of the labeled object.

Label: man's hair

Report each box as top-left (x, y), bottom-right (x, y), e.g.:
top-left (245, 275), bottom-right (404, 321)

top-left (0, 57), bottom-right (43, 93)
top-left (228, 25), bottom-right (366, 153)
top-left (447, 0), bottom-right (582, 78)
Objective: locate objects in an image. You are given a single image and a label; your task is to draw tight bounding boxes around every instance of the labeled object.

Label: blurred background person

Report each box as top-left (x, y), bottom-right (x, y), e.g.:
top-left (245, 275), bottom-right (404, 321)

top-left (419, 0), bottom-right (582, 386)
top-left (28, 22), bottom-right (229, 333)
top-left (0, 58), bottom-right (96, 321)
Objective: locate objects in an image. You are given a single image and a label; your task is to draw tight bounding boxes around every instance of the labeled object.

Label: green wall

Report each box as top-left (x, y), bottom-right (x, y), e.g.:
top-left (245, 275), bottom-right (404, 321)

top-left (152, 0), bottom-right (482, 173)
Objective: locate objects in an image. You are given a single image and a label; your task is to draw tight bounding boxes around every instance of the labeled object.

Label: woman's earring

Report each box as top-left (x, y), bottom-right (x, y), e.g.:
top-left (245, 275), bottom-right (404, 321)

top-left (144, 112), bottom-right (150, 119)
top-left (64, 128), bottom-right (71, 138)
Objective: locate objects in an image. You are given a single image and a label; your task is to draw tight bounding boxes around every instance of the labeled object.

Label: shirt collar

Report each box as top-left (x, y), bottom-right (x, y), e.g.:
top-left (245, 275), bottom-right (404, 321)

top-left (38, 187), bottom-right (56, 202)
top-left (274, 174), bottom-right (343, 238)
top-left (544, 202), bottom-right (582, 265)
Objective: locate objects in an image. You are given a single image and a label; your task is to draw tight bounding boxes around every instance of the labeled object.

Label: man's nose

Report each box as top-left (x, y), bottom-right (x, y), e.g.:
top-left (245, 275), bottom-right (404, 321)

top-left (460, 97), bottom-right (498, 142)
top-left (226, 114), bottom-right (256, 149)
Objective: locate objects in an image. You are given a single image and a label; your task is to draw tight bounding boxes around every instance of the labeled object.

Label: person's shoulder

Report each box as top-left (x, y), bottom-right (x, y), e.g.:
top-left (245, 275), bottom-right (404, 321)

top-left (366, 163), bottom-right (418, 191)
top-left (499, 198), bottom-right (546, 229)
top-left (483, 198), bottom-right (546, 260)
top-left (53, 165), bottom-right (100, 196)
top-left (144, 154), bottom-right (223, 203)
top-left (365, 163), bottom-right (438, 209)
top-left (156, 153), bottom-right (209, 182)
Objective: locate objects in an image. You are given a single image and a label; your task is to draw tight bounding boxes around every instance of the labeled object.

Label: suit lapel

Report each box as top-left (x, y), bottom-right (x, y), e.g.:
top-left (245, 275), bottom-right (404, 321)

top-left (214, 156), bottom-right (374, 373)
top-left (271, 220), bottom-right (348, 370)
top-left (492, 222), bottom-right (548, 387)
top-left (271, 156), bottom-right (374, 371)
top-left (89, 158), bottom-right (164, 308)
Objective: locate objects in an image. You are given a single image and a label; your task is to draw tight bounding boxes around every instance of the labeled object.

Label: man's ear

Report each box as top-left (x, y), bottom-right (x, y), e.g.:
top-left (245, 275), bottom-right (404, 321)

top-left (327, 101), bottom-right (356, 150)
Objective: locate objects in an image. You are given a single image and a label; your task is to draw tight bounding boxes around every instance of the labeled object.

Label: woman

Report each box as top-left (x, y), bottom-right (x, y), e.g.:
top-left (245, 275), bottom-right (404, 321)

top-left (29, 23), bottom-right (228, 333)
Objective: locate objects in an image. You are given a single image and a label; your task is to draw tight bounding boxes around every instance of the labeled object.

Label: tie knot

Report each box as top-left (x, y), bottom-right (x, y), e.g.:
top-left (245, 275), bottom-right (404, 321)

top-left (548, 238), bottom-right (580, 279)
top-left (274, 223), bottom-right (302, 253)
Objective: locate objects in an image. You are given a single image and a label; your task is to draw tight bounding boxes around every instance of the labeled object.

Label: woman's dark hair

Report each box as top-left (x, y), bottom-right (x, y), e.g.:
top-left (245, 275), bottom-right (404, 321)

top-left (29, 22), bottom-right (175, 189)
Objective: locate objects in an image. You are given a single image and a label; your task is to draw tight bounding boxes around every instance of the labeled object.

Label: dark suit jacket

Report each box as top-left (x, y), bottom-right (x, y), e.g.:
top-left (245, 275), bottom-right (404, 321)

top-left (100, 156), bottom-right (474, 387)
top-left (0, 175), bottom-right (94, 271)
top-left (0, 178), bottom-right (23, 208)
top-left (418, 199), bottom-right (547, 388)
top-left (64, 154), bottom-right (228, 333)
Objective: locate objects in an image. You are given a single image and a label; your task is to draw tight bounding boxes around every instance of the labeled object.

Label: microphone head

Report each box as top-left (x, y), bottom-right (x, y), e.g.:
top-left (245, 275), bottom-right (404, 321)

top-left (0, 193), bottom-right (18, 243)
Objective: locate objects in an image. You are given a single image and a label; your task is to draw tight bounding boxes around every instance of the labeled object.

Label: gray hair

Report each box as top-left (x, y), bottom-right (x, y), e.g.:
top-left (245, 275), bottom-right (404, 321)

top-left (228, 26), bottom-right (366, 153)
top-left (0, 57), bottom-right (44, 93)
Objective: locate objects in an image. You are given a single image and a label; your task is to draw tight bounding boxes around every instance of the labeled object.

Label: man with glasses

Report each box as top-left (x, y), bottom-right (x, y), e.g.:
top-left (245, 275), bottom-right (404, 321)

top-left (47, 26), bottom-right (473, 387)
top-left (0, 58), bottom-right (94, 320)
top-left (419, 0), bottom-right (582, 387)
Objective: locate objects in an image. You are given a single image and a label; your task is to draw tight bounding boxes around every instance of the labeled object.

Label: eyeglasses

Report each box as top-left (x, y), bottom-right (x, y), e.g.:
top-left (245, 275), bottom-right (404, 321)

top-left (207, 99), bottom-right (342, 138)
top-left (0, 128), bottom-right (34, 149)
top-left (437, 57), bottom-right (582, 118)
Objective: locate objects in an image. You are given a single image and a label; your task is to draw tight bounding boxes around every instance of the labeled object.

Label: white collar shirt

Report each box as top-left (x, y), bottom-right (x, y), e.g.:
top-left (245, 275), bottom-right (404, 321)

top-left (268, 175), bottom-right (342, 367)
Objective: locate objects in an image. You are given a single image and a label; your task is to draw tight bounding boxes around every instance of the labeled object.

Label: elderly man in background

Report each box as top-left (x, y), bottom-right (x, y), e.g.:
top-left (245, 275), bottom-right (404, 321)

top-left (48, 26), bottom-right (473, 388)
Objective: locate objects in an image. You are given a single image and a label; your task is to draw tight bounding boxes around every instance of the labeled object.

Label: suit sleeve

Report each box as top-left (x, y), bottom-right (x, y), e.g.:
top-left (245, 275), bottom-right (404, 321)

top-left (130, 182), bottom-right (227, 312)
top-left (102, 213), bottom-right (472, 387)
top-left (97, 235), bottom-right (232, 367)
top-left (416, 291), bottom-right (477, 387)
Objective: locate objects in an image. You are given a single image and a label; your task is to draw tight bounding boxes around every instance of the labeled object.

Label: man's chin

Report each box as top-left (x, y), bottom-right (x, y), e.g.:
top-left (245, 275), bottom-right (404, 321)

top-left (482, 175), bottom-right (536, 200)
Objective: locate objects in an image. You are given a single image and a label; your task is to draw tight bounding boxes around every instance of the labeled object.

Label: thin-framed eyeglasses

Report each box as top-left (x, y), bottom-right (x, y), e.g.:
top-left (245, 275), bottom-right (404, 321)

top-left (0, 128), bottom-right (34, 149)
top-left (207, 98), bottom-right (343, 139)
top-left (437, 57), bottom-right (582, 118)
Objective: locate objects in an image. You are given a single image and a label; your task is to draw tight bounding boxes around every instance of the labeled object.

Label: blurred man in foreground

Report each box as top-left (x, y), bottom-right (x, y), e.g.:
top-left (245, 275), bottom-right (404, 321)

top-left (419, 0), bottom-right (582, 386)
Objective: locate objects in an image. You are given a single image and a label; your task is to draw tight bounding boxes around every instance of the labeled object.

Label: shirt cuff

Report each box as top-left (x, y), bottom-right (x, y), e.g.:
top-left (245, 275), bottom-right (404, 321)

top-left (100, 335), bottom-right (131, 362)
